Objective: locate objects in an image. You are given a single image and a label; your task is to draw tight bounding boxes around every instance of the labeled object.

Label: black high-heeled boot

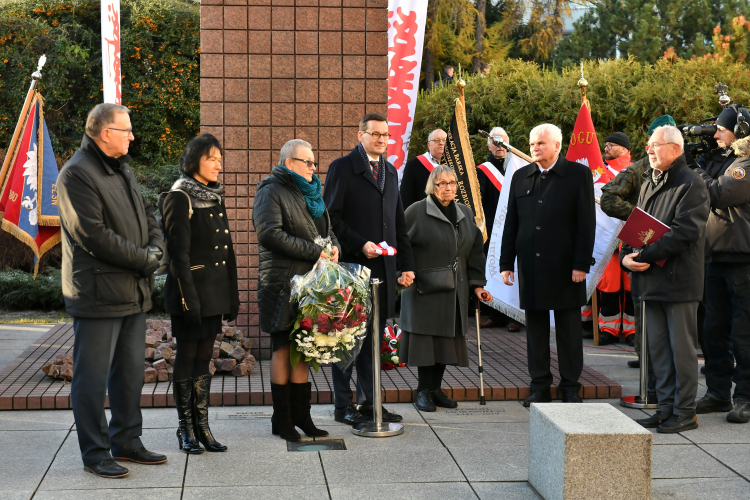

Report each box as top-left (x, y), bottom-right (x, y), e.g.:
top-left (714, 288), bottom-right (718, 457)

top-left (192, 374), bottom-right (227, 452)
top-left (173, 378), bottom-right (204, 454)
top-left (290, 382), bottom-right (329, 437)
top-left (271, 383), bottom-right (301, 441)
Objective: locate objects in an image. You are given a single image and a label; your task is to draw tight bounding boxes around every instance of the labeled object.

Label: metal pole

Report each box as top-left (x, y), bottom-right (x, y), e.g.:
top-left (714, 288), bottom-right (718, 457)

top-left (352, 279), bottom-right (404, 437)
top-left (621, 299), bottom-right (658, 409)
top-left (475, 302), bottom-right (486, 405)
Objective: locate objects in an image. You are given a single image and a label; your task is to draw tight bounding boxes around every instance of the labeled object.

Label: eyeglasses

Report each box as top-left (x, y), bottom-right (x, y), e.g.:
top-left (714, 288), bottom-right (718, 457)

top-left (362, 131), bottom-right (391, 141)
top-left (291, 158), bottom-right (318, 168)
top-left (435, 181), bottom-right (458, 189)
top-left (604, 144), bottom-right (616, 149)
top-left (108, 127), bottom-right (134, 136)
top-left (429, 139), bottom-right (447, 144)
top-left (645, 142), bottom-right (674, 152)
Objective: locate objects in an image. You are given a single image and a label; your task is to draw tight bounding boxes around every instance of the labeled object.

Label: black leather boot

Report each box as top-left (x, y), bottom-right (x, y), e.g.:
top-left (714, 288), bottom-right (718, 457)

top-left (290, 382), bottom-right (329, 437)
top-left (173, 378), bottom-right (204, 454)
top-left (192, 374), bottom-right (227, 452)
top-left (271, 383), bottom-right (301, 441)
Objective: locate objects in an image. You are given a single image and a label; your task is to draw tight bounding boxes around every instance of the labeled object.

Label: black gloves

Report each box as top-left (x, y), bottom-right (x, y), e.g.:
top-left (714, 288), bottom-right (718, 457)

top-left (141, 245), bottom-right (163, 277)
top-left (184, 308), bottom-right (202, 325)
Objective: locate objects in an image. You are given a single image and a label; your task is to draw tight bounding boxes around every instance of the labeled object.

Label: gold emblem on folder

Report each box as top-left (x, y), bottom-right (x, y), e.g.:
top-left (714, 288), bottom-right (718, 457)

top-left (638, 229), bottom-right (655, 245)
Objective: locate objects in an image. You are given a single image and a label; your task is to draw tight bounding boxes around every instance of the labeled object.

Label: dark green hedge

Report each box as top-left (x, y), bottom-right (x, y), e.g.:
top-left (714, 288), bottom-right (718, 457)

top-left (0, 0), bottom-right (200, 168)
top-left (410, 57), bottom-right (750, 162)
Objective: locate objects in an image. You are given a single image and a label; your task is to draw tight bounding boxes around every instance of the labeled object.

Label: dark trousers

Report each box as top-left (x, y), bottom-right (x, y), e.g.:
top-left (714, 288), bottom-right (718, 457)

top-left (525, 308), bottom-right (583, 394)
top-left (646, 301), bottom-right (699, 417)
top-left (703, 262), bottom-right (750, 402)
top-left (331, 312), bottom-right (383, 408)
top-left (71, 313), bottom-right (146, 465)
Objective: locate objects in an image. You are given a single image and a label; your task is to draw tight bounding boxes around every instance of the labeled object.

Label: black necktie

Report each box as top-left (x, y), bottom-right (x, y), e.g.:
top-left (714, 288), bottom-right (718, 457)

top-left (370, 160), bottom-right (379, 180)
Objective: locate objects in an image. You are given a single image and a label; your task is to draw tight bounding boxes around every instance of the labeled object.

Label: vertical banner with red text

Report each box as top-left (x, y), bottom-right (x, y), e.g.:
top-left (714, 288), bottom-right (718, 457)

top-left (101, 0), bottom-right (122, 104)
top-left (386, 0), bottom-right (428, 182)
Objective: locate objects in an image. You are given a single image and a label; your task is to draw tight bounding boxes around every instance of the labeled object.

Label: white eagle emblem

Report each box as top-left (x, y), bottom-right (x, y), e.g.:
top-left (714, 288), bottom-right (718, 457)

top-left (21, 143), bottom-right (38, 226)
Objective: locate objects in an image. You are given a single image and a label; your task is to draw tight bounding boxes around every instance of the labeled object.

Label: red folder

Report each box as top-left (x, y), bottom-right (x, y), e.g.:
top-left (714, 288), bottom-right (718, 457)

top-left (618, 207), bottom-right (671, 267)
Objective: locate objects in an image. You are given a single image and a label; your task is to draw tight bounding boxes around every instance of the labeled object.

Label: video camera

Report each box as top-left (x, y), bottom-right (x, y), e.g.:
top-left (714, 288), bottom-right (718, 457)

top-left (677, 82), bottom-right (730, 160)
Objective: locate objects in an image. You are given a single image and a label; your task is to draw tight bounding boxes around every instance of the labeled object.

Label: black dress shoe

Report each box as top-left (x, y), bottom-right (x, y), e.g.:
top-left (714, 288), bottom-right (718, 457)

top-left (636, 411), bottom-right (671, 428)
top-left (114, 447), bottom-right (168, 465)
top-left (84, 459), bottom-right (129, 478)
top-left (358, 403), bottom-right (404, 422)
top-left (657, 414), bottom-right (699, 433)
top-left (523, 391), bottom-right (552, 408)
top-left (432, 389), bottom-right (458, 408)
top-left (696, 394), bottom-right (733, 414)
top-left (334, 404), bottom-right (370, 426)
top-left (415, 389), bottom-right (436, 412)
top-left (628, 359), bottom-right (640, 368)
top-left (727, 402), bottom-right (750, 423)
top-left (561, 391), bottom-right (583, 403)
top-left (598, 332), bottom-right (618, 345)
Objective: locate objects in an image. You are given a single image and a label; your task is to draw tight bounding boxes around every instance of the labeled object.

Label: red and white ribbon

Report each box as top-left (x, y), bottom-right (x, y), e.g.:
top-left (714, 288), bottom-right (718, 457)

top-left (374, 241), bottom-right (397, 256)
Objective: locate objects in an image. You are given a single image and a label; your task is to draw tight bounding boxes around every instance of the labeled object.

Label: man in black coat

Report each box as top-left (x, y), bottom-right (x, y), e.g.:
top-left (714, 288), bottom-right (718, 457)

top-left (323, 113), bottom-right (416, 425)
top-left (399, 128), bottom-right (446, 209)
top-left (500, 124), bottom-right (596, 407)
top-left (622, 126), bottom-right (709, 433)
top-left (57, 104), bottom-right (166, 477)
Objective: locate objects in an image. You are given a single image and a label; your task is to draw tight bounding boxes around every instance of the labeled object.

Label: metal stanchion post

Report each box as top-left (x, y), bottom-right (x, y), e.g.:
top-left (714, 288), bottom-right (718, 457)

top-left (475, 302), bottom-right (486, 405)
top-left (621, 299), bottom-right (658, 409)
top-left (352, 279), bottom-right (404, 437)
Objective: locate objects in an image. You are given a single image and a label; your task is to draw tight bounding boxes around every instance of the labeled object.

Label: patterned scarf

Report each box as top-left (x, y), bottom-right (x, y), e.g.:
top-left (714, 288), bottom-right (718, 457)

top-left (358, 143), bottom-right (386, 192)
top-left (173, 174), bottom-right (225, 202)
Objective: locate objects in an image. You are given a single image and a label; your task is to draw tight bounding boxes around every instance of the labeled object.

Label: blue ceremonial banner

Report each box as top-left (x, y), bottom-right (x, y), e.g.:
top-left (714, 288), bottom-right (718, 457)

top-left (0, 92), bottom-right (61, 275)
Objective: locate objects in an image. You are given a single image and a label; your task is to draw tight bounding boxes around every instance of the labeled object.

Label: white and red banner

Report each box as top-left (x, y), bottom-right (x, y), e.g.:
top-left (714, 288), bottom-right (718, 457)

top-left (386, 0), bottom-right (429, 182)
top-left (101, 0), bottom-right (122, 104)
top-left (476, 161), bottom-right (503, 191)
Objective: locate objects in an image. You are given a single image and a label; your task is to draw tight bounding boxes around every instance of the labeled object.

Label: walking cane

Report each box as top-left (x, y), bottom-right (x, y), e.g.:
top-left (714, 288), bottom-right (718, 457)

top-left (475, 299), bottom-right (487, 405)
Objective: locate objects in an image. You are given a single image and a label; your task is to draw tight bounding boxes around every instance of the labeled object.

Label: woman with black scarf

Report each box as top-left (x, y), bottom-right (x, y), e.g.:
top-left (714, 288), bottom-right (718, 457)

top-left (163, 134), bottom-right (239, 453)
top-left (400, 165), bottom-right (493, 412)
top-left (253, 139), bottom-right (342, 441)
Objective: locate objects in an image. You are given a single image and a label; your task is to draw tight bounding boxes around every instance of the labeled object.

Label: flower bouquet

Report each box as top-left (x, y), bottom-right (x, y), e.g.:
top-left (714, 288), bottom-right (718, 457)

top-left (289, 238), bottom-right (371, 371)
top-left (381, 324), bottom-right (406, 370)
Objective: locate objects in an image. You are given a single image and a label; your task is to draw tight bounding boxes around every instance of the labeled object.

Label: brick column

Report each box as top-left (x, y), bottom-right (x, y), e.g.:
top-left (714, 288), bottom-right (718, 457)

top-left (200, 0), bottom-right (388, 360)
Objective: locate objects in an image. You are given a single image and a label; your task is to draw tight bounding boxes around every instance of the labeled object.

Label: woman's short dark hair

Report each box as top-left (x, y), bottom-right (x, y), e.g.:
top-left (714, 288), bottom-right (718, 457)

top-left (179, 134), bottom-right (223, 176)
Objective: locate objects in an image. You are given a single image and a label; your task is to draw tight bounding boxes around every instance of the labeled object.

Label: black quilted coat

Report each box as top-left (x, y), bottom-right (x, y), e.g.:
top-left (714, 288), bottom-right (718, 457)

top-left (253, 166), bottom-right (341, 334)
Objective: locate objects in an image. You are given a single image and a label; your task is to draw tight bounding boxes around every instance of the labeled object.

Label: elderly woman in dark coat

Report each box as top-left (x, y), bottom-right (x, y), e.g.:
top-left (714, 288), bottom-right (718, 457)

top-left (253, 139), bottom-right (342, 441)
top-left (163, 134), bottom-right (239, 454)
top-left (400, 165), bottom-right (493, 411)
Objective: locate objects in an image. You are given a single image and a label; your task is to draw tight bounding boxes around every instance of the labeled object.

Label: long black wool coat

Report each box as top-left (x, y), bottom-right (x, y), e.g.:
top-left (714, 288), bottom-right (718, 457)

top-left (323, 147), bottom-right (415, 318)
top-left (500, 157), bottom-right (596, 311)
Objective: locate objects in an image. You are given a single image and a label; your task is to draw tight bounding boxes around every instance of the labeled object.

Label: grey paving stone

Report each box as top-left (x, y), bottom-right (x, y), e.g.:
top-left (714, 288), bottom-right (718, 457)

top-left (652, 478), bottom-right (750, 500)
top-left (684, 414), bottom-right (750, 444)
top-left (33, 488), bottom-right (183, 499)
top-left (472, 481), bottom-right (542, 500)
top-left (0, 410), bottom-right (74, 431)
top-left (321, 448), bottom-right (465, 485)
top-left (0, 430), bottom-right (68, 495)
top-left (431, 422), bottom-right (531, 447)
top-left (419, 401), bottom-right (530, 424)
top-left (451, 445), bottom-right (529, 481)
top-left (652, 444), bottom-right (739, 479)
top-left (316, 422), bottom-right (441, 450)
top-left (329, 482), bottom-right (477, 500)
top-left (183, 449), bottom-right (326, 487)
top-left (184, 485), bottom-right (330, 500)
top-left (38, 429), bottom-right (185, 490)
top-left (700, 444), bottom-right (750, 478)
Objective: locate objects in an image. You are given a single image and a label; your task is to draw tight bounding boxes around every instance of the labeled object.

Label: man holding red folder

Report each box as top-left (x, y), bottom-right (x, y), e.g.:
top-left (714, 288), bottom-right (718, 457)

top-left (620, 125), bottom-right (710, 433)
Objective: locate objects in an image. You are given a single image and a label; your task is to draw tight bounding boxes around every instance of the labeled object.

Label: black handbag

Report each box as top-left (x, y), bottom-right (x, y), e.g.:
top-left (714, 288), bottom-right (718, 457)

top-left (416, 260), bottom-right (457, 294)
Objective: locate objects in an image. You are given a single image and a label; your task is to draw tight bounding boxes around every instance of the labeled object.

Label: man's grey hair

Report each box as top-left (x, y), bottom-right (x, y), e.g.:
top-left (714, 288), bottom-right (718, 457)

top-left (487, 126), bottom-right (508, 146)
top-left (279, 139), bottom-right (312, 166)
top-left (529, 123), bottom-right (563, 145)
top-left (425, 165), bottom-right (457, 196)
top-left (85, 103), bottom-right (130, 138)
top-left (428, 129), bottom-right (447, 142)
top-left (652, 125), bottom-right (684, 152)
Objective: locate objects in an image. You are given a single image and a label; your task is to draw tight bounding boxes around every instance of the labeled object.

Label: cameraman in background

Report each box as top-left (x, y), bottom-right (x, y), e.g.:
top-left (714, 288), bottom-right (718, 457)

top-left (694, 105), bottom-right (750, 424)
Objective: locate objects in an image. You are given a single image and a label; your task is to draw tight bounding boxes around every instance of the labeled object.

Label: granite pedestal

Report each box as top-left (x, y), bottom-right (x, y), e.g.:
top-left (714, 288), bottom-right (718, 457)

top-left (528, 403), bottom-right (652, 500)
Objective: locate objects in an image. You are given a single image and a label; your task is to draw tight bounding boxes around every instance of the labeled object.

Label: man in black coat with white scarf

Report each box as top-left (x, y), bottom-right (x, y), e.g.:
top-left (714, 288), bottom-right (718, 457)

top-left (323, 113), bottom-right (416, 425)
top-left (500, 123), bottom-right (596, 407)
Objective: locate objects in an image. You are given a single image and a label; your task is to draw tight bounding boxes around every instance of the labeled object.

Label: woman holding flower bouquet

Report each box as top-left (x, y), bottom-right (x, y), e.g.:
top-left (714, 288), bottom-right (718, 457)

top-left (400, 165), bottom-right (493, 412)
top-left (253, 139), bottom-right (342, 441)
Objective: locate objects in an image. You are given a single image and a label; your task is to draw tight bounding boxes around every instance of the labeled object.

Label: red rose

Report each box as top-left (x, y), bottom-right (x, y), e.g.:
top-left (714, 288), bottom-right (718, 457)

top-left (352, 303), bottom-right (363, 314)
top-left (299, 317), bottom-right (313, 331)
top-left (381, 362), bottom-right (396, 370)
top-left (332, 320), bottom-right (345, 331)
top-left (317, 314), bottom-right (332, 333)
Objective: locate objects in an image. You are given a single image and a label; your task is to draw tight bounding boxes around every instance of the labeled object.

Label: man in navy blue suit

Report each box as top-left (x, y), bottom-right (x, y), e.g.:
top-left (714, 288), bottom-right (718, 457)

top-left (323, 113), bottom-right (415, 425)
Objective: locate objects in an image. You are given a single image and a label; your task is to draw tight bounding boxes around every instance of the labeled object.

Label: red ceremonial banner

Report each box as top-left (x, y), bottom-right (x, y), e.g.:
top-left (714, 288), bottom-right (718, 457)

top-left (566, 103), bottom-right (613, 185)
